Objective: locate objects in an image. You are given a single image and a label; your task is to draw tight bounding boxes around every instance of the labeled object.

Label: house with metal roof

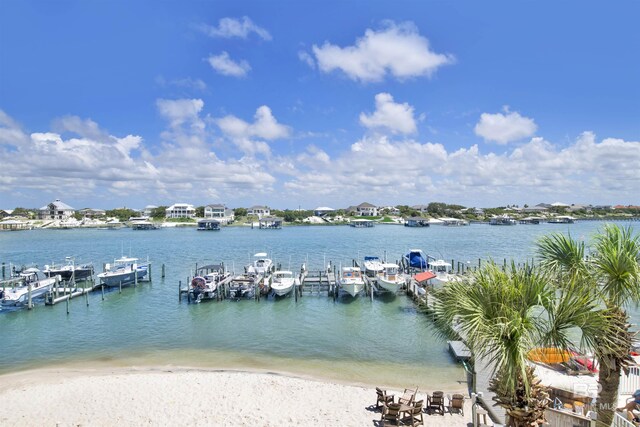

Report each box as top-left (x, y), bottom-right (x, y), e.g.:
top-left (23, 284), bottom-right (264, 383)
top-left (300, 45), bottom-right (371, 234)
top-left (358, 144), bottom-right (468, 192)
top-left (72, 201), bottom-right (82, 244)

top-left (166, 203), bottom-right (196, 219)
top-left (38, 199), bottom-right (75, 220)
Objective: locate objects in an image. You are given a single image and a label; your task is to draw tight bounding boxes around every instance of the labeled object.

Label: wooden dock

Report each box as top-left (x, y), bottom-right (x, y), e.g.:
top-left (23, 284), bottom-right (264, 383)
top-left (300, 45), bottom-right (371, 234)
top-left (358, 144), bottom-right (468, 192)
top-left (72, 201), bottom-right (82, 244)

top-left (448, 340), bottom-right (471, 362)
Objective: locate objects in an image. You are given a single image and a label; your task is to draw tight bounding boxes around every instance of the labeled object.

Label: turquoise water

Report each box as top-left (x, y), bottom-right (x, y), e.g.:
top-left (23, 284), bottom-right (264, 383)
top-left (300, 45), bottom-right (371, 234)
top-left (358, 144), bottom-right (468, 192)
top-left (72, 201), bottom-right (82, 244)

top-left (0, 221), bottom-right (635, 388)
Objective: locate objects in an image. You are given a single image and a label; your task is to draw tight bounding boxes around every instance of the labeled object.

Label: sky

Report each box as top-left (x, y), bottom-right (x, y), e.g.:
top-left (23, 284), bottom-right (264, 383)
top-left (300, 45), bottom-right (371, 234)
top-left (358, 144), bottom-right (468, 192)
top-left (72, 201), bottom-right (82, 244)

top-left (1, 0), bottom-right (639, 210)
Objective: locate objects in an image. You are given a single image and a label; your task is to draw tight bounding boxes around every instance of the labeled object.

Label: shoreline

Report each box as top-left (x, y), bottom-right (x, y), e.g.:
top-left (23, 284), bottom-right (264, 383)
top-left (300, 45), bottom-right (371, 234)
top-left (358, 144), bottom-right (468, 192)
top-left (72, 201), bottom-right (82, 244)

top-left (0, 365), bottom-right (471, 426)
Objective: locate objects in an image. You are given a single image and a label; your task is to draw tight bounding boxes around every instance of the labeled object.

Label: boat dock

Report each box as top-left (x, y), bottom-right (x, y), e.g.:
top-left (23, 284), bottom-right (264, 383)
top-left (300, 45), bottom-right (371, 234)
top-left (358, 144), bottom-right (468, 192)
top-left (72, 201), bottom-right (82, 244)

top-left (448, 340), bottom-right (471, 362)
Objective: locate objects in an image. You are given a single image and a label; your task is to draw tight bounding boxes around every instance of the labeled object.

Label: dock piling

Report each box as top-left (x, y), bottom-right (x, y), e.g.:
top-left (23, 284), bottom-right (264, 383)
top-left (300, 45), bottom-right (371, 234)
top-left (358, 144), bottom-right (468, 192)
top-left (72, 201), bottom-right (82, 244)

top-left (27, 283), bottom-right (33, 309)
top-left (178, 280), bottom-right (182, 302)
top-left (101, 285), bottom-right (105, 300)
top-left (66, 296), bottom-right (69, 314)
top-left (119, 280), bottom-right (122, 294)
top-left (162, 264), bottom-right (165, 278)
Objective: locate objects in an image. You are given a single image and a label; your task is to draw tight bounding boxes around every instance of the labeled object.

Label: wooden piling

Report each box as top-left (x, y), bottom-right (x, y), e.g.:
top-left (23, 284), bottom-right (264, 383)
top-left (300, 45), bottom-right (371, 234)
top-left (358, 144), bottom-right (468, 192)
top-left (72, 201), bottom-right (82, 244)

top-left (162, 264), bottom-right (165, 278)
top-left (27, 283), bottom-right (33, 309)
top-left (66, 296), bottom-right (69, 314)
top-left (1, 262), bottom-right (4, 279)
top-left (119, 280), bottom-right (122, 294)
top-left (178, 280), bottom-right (182, 302)
top-left (101, 285), bottom-right (105, 300)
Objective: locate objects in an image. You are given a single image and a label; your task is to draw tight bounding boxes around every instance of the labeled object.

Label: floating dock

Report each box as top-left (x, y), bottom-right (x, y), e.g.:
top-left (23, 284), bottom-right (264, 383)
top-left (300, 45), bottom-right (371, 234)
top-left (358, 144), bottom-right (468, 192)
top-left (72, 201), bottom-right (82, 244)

top-left (448, 340), bottom-right (471, 362)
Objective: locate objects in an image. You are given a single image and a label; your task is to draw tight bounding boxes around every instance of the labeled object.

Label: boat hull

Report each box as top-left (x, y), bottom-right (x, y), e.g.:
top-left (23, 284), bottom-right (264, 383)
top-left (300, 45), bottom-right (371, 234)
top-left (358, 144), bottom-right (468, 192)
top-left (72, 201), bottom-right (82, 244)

top-left (97, 267), bottom-right (147, 287)
top-left (1, 281), bottom-right (54, 306)
top-left (271, 282), bottom-right (294, 296)
top-left (341, 282), bottom-right (364, 297)
top-left (377, 277), bottom-right (403, 293)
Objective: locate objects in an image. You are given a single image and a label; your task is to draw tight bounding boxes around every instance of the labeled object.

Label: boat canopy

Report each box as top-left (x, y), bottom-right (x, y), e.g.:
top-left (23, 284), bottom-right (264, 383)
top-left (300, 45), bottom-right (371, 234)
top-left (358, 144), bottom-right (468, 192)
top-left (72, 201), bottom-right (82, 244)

top-left (414, 271), bottom-right (436, 283)
top-left (254, 252), bottom-right (268, 257)
top-left (404, 250), bottom-right (427, 269)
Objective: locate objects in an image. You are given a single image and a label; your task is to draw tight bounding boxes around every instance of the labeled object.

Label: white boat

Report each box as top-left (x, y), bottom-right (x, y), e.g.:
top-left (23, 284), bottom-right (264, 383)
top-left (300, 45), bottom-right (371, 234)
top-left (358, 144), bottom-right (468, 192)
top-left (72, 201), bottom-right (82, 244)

top-left (428, 259), bottom-right (458, 286)
top-left (43, 259), bottom-right (94, 282)
top-left (548, 215), bottom-right (575, 224)
top-left (377, 263), bottom-right (406, 293)
top-left (252, 253), bottom-right (273, 276)
top-left (271, 270), bottom-right (299, 297)
top-left (190, 264), bottom-right (231, 302)
top-left (227, 271), bottom-right (262, 299)
top-left (363, 256), bottom-right (384, 280)
top-left (1, 268), bottom-right (58, 306)
top-left (97, 256), bottom-right (149, 287)
top-left (338, 266), bottom-right (365, 297)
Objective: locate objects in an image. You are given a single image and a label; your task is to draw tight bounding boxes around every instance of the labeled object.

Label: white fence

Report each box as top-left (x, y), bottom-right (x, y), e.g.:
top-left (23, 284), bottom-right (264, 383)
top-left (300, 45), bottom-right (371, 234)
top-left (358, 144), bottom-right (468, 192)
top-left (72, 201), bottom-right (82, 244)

top-left (613, 412), bottom-right (636, 427)
top-left (620, 366), bottom-right (640, 395)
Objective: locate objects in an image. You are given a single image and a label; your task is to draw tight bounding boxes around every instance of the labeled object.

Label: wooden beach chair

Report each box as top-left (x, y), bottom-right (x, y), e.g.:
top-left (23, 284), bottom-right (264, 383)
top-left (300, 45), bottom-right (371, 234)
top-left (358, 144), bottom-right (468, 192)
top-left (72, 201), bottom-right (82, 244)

top-left (448, 393), bottom-right (465, 416)
top-left (398, 386), bottom-right (418, 406)
top-left (427, 391), bottom-right (445, 415)
top-left (380, 402), bottom-right (402, 426)
top-left (400, 399), bottom-right (424, 426)
top-left (376, 387), bottom-right (395, 410)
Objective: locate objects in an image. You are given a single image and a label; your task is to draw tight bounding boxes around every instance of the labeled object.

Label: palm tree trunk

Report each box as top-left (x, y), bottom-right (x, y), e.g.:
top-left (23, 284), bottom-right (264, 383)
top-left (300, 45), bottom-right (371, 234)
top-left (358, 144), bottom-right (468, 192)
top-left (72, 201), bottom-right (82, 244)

top-left (596, 353), bottom-right (622, 427)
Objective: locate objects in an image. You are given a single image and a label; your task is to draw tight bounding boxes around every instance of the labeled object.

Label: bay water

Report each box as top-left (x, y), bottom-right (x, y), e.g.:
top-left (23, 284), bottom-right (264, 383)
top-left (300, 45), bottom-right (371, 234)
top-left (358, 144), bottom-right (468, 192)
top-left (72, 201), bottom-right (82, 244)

top-left (0, 221), bottom-right (634, 389)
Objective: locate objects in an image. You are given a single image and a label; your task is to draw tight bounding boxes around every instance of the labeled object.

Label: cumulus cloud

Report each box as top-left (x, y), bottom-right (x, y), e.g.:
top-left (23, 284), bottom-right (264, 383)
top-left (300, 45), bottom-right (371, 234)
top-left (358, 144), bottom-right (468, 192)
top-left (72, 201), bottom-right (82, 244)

top-left (207, 52), bottom-right (251, 77)
top-left (298, 50), bottom-right (315, 69)
top-left (283, 132), bottom-right (640, 206)
top-left (359, 93), bottom-right (417, 134)
top-left (474, 108), bottom-right (537, 144)
top-left (310, 21), bottom-right (454, 82)
top-left (196, 16), bottom-right (271, 41)
top-left (216, 105), bottom-right (291, 156)
top-left (156, 98), bottom-right (205, 129)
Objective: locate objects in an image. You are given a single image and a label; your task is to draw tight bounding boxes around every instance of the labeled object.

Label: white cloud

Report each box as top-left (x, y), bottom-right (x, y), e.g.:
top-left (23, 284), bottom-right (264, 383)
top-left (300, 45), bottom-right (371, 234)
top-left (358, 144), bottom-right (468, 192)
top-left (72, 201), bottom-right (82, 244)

top-left (216, 105), bottom-right (291, 156)
top-left (156, 98), bottom-right (204, 129)
top-left (359, 93), bottom-right (417, 134)
top-left (298, 50), bottom-right (315, 69)
top-left (197, 16), bottom-right (271, 41)
top-left (474, 108), bottom-right (537, 144)
top-left (311, 21), bottom-right (454, 82)
top-left (207, 52), bottom-right (251, 77)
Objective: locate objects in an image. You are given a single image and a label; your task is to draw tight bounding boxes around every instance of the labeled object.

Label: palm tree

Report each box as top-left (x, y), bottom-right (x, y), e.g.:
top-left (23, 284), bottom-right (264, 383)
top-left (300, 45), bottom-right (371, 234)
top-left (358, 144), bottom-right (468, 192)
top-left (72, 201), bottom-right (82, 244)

top-left (537, 224), bottom-right (640, 426)
top-left (432, 262), bottom-right (606, 426)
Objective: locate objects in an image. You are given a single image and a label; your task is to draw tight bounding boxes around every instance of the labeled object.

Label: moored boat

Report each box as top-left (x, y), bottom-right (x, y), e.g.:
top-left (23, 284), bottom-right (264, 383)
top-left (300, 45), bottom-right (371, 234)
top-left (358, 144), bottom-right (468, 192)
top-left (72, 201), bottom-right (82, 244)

top-left (376, 263), bottom-right (406, 293)
top-left (190, 264), bottom-right (231, 302)
top-left (97, 256), bottom-right (149, 287)
top-left (362, 256), bottom-right (384, 280)
top-left (1, 268), bottom-right (58, 306)
top-left (337, 266), bottom-right (364, 297)
top-left (227, 271), bottom-right (262, 299)
top-left (490, 215), bottom-right (517, 225)
top-left (43, 259), bottom-right (94, 281)
top-left (403, 249), bottom-right (428, 272)
top-left (548, 215), bottom-right (575, 224)
top-left (427, 259), bottom-right (458, 286)
top-left (270, 270), bottom-right (299, 297)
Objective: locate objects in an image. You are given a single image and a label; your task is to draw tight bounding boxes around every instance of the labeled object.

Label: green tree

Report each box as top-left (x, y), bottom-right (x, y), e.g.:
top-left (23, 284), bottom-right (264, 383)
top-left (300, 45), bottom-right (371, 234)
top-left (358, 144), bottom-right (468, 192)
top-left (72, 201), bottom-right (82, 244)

top-left (150, 206), bottom-right (167, 220)
top-left (432, 263), bottom-right (606, 426)
top-left (105, 208), bottom-right (137, 222)
top-left (195, 206), bottom-right (204, 217)
top-left (537, 225), bottom-right (640, 426)
top-left (11, 207), bottom-right (34, 218)
top-left (233, 207), bottom-right (247, 218)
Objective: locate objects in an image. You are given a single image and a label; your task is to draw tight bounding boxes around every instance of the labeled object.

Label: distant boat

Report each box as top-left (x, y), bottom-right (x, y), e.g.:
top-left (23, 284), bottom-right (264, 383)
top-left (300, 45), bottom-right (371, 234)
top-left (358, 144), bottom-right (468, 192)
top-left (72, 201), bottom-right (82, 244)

top-left (548, 216), bottom-right (575, 224)
top-left (270, 270), bottom-right (299, 297)
top-left (490, 215), bottom-right (517, 225)
top-left (404, 217), bottom-right (430, 227)
top-left (97, 257), bottom-right (149, 287)
top-left (43, 259), bottom-right (94, 281)
top-left (131, 221), bottom-right (159, 230)
top-left (377, 263), bottom-right (406, 293)
top-left (1, 268), bottom-right (57, 306)
top-left (350, 219), bottom-right (374, 228)
top-left (337, 266), bottom-right (365, 297)
top-left (197, 219), bottom-right (221, 231)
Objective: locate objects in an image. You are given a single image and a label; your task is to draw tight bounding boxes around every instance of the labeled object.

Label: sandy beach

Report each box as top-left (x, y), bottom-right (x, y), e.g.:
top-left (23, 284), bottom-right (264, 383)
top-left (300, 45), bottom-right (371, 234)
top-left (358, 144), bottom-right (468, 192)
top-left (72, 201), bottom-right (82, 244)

top-left (0, 366), bottom-right (471, 426)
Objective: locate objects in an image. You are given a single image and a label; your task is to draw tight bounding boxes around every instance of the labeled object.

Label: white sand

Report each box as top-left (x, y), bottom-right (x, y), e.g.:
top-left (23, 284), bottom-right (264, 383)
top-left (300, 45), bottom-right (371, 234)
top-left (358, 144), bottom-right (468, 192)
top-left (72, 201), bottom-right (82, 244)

top-left (0, 367), bottom-right (471, 426)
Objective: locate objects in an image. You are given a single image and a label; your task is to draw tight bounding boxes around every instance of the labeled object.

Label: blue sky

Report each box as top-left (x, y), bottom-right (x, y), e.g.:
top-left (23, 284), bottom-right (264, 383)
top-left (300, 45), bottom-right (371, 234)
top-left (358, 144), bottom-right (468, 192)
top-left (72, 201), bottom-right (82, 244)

top-left (1, 0), bottom-right (638, 210)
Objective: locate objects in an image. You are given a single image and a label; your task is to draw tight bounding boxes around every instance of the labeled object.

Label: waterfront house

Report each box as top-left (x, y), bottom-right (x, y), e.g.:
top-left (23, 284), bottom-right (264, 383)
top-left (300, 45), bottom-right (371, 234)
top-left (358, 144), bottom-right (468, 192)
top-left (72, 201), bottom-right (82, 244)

top-left (166, 203), bottom-right (196, 219)
top-left (38, 199), bottom-right (75, 220)
top-left (143, 205), bottom-right (157, 217)
top-left (77, 208), bottom-right (106, 219)
top-left (411, 204), bottom-right (430, 214)
top-left (522, 206), bottom-right (548, 214)
top-left (248, 205), bottom-right (270, 219)
top-left (313, 207), bottom-right (335, 217)
top-left (355, 202), bottom-right (378, 217)
top-left (0, 209), bottom-right (12, 219)
top-left (204, 204), bottom-right (235, 224)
